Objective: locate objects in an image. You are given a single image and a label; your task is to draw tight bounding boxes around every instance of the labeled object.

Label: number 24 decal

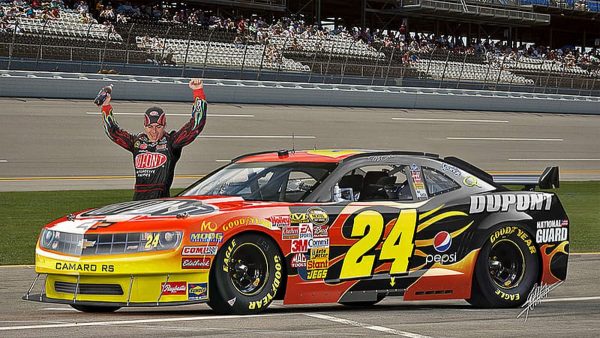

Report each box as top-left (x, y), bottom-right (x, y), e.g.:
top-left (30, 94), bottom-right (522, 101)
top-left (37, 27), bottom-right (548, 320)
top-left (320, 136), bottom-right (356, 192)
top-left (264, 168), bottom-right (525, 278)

top-left (339, 209), bottom-right (417, 280)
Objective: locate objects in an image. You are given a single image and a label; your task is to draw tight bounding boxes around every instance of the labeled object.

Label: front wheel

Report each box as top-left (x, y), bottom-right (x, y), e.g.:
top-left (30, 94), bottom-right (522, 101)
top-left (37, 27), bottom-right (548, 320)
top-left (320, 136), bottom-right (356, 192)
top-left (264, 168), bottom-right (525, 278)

top-left (208, 233), bottom-right (284, 315)
top-left (70, 304), bottom-right (120, 313)
top-left (468, 225), bottom-right (539, 308)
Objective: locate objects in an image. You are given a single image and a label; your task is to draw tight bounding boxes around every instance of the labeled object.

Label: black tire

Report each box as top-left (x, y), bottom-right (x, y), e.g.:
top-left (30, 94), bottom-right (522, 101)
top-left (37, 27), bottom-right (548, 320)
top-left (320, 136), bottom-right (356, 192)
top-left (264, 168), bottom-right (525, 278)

top-left (208, 233), bottom-right (284, 315)
top-left (468, 225), bottom-right (539, 308)
top-left (70, 304), bottom-right (120, 313)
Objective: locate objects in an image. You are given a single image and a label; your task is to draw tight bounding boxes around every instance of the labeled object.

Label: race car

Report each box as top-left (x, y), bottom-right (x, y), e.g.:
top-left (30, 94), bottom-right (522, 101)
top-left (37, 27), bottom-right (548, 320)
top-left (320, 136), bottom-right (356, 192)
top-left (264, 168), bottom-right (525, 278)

top-left (23, 150), bottom-right (569, 314)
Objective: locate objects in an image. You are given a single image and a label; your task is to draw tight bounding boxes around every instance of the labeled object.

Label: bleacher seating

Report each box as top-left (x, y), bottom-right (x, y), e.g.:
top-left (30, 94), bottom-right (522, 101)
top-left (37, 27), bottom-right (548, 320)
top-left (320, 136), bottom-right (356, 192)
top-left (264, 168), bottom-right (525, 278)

top-left (411, 59), bottom-right (535, 85)
top-left (269, 34), bottom-right (385, 59)
top-left (135, 37), bottom-right (310, 72)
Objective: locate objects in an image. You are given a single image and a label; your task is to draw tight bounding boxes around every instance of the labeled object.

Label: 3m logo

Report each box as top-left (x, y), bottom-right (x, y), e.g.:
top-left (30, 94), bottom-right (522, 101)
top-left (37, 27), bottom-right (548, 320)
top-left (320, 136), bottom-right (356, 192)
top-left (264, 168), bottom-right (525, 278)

top-left (135, 153), bottom-right (167, 169)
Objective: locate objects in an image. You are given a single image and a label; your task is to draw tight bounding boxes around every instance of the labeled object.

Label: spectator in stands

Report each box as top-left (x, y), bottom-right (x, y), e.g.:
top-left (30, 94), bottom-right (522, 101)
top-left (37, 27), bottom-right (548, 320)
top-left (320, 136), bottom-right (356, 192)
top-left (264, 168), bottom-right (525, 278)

top-left (76, 0), bottom-right (88, 14)
top-left (95, 79), bottom-right (207, 200)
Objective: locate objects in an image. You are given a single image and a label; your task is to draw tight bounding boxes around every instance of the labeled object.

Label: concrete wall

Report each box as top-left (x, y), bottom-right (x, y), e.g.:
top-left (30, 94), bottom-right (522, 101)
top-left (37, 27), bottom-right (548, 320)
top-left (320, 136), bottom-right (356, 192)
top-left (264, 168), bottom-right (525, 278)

top-left (1, 70), bottom-right (598, 114)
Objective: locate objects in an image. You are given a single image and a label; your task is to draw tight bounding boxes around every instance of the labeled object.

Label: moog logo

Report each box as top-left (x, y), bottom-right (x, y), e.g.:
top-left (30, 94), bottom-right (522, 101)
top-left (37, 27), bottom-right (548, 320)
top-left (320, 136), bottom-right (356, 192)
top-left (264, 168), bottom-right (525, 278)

top-left (135, 153), bottom-right (167, 169)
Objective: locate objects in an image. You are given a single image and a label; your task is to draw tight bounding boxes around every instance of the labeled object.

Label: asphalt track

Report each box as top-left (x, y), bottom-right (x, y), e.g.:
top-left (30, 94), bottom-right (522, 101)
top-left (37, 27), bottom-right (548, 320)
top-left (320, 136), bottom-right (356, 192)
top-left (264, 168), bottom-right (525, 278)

top-left (0, 254), bottom-right (597, 337)
top-left (0, 98), bottom-right (599, 192)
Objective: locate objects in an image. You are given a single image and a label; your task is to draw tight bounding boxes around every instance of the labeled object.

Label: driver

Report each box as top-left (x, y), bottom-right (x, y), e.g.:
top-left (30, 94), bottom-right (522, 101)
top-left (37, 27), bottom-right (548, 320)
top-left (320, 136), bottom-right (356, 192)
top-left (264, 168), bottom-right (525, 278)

top-left (95, 79), bottom-right (207, 200)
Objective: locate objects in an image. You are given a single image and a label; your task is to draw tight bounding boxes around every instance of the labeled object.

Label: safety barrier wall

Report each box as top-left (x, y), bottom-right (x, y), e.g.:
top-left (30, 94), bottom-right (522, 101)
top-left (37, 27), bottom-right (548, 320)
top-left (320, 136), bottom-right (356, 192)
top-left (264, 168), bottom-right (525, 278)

top-left (1, 70), bottom-right (598, 114)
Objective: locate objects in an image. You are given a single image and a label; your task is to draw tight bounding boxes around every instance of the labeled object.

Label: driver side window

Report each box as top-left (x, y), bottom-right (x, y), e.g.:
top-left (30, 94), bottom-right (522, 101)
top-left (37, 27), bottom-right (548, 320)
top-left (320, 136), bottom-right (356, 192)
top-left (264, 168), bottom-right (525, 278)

top-left (336, 164), bottom-right (413, 202)
top-left (283, 171), bottom-right (319, 202)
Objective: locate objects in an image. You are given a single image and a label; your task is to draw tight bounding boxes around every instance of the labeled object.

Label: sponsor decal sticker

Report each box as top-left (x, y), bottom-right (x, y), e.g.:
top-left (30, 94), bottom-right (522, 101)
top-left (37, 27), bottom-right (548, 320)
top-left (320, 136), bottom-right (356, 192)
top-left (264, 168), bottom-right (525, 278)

top-left (134, 152), bottom-right (167, 169)
top-left (282, 226), bottom-right (299, 240)
top-left (182, 257), bottom-right (212, 269)
top-left (491, 226), bottom-right (537, 254)
top-left (269, 215), bottom-right (291, 227)
top-left (469, 193), bottom-right (553, 214)
top-left (306, 269), bottom-right (328, 280)
top-left (536, 220), bottom-right (568, 243)
top-left (433, 231), bottom-right (452, 253)
top-left (199, 220), bottom-right (218, 232)
top-left (161, 281), bottom-right (186, 295)
top-left (188, 283), bottom-right (208, 300)
top-left (222, 216), bottom-right (270, 231)
top-left (182, 246), bottom-right (218, 256)
top-left (310, 247), bottom-right (328, 259)
top-left (298, 223), bottom-right (313, 239)
top-left (291, 252), bottom-right (307, 268)
top-left (312, 224), bottom-right (328, 238)
top-left (307, 258), bottom-right (328, 270)
top-left (426, 252), bottom-right (457, 264)
top-left (291, 213), bottom-right (309, 223)
top-left (291, 239), bottom-right (308, 253)
top-left (441, 163), bottom-right (461, 176)
top-left (307, 207), bottom-right (329, 226)
top-left (190, 232), bottom-right (224, 243)
top-left (308, 238), bottom-right (329, 248)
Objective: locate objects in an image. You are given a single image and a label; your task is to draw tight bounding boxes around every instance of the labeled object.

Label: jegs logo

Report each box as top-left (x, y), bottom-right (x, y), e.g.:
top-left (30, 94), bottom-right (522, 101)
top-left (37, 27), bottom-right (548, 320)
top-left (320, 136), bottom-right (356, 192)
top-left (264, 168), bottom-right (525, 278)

top-left (135, 152), bottom-right (167, 169)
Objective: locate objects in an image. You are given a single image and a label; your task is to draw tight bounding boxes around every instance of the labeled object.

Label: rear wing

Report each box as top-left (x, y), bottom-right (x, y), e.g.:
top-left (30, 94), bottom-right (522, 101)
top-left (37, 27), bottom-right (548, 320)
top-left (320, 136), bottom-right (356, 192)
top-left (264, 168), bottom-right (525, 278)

top-left (492, 166), bottom-right (559, 190)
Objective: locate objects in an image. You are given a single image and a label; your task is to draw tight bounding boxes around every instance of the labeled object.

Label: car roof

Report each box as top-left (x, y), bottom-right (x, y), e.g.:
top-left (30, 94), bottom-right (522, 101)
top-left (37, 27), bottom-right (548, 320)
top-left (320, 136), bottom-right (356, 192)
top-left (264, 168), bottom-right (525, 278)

top-left (234, 149), bottom-right (439, 163)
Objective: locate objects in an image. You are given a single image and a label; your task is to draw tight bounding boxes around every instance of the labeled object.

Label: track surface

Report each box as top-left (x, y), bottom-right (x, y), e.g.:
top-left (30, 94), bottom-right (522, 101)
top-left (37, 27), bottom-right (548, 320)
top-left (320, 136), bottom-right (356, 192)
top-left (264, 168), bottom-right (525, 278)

top-left (0, 254), bottom-right (598, 337)
top-left (0, 98), bottom-right (599, 191)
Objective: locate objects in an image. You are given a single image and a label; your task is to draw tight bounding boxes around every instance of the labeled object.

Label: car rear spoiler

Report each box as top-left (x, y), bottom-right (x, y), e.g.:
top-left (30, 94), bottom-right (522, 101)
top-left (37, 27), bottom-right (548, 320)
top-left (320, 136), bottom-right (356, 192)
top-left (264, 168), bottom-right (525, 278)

top-left (492, 166), bottom-right (559, 190)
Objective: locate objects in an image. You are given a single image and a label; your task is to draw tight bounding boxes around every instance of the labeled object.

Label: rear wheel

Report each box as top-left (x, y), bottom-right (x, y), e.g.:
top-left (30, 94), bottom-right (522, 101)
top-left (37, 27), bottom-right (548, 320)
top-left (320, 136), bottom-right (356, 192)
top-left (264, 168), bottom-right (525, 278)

top-left (208, 233), bottom-right (284, 315)
top-left (468, 225), bottom-right (539, 308)
top-left (70, 304), bottom-right (120, 313)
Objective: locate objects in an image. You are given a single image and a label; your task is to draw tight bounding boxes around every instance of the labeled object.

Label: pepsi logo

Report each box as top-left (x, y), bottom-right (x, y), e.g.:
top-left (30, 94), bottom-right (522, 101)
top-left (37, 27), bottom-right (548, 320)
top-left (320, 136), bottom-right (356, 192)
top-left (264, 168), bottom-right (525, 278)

top-left (135, 153), bottom-right (167, 169)
top-left (433, 231), bottom-right (452, 253)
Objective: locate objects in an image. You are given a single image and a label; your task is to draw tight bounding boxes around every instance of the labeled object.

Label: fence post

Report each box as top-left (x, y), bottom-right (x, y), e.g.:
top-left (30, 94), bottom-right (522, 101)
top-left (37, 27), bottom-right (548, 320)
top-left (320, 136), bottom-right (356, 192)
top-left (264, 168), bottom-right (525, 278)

top-left (323, 36), bottom-right (336, 83)
top-left (256, 41), bottom-right (267, 81)
top-left (340, 40), bottom-right (356, 84)
top-left (122, 22), bottom-right (135, 68)
top-left (424, 46), bottom-right (436, 80)
top-left (181, 30), bottom-right (192, 77)
top-left (543, 60), bottom-right (555, 94)
top-left (483, 52), bottom-right (493, 88)
top-left (440, 50), bottom-right (451, 88)
top-left (370, 45), bottom-right (384, 86)
top-left (507, 53), bottom-right (519, 92)
top-left (275, 35), bottom-right (290, 82)
top-left (456, 51), bottom-right (468, 88)
top-left (35, 19), bottom-right (50, 71)
top-left (99, 25), bottom-right (112, 73)
top-left (307, 36), bottom-right (323, 83)
top-left (240, 39), bottom-right (249, 80)
top-left (383, 46), bottom-right (396, 86)
top-left (79, 23), bottom-right (94, 73)
top-left (7, 19), bottom-right (19, 70)
top-left (201, 29), bottom-right (214, 79)
top-left (157, 26), bottom-right (172, 76)
top-left (494, 55), bottom-right (506, 90)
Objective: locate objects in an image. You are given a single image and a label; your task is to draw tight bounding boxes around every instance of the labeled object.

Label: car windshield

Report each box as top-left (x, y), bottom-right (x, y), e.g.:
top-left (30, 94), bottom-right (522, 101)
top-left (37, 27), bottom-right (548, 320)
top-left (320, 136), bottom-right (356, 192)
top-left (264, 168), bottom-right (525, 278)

top-left (180, 161), bottom-right (337, 202)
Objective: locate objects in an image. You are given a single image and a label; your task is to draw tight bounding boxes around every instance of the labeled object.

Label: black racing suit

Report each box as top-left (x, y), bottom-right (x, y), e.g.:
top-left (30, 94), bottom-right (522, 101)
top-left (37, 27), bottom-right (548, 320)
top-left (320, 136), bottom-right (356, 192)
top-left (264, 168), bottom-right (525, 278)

top-left (101, 88), bottom-right (207, 200)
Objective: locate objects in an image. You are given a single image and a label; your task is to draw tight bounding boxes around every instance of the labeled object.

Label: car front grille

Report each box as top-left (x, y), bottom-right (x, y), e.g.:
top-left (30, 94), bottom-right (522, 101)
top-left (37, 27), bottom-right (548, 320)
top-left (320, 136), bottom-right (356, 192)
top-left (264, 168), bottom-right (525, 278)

top-left (54, 282), bottom-right (124, 295)
top-left (48, 232), bottom-right (150, 256)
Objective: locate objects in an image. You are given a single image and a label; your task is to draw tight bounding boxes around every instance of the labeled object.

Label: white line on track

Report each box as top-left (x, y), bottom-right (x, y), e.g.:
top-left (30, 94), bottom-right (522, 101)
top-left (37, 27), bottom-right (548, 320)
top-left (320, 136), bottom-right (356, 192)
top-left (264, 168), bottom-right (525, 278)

top-left (304, 313), bottom-right (430, 338)
top-left (392, 117), bottom-right (508, 123)
top-left (447, 137), bottom-right (563, 142)
top-left (509, 158), bottom-right (600, 161)
top-left (86, 112), bottom-right (254, 118)
top-left (199, 135), bottom-right (316, 139)
top-left (215, 160), bottom-right (231, 162)
top-left (0, 313), bottom-right (285, 331)
top-left (0, 159), bottom-right (7, 163)
top-left (542, 296), bottom-right (600, 303)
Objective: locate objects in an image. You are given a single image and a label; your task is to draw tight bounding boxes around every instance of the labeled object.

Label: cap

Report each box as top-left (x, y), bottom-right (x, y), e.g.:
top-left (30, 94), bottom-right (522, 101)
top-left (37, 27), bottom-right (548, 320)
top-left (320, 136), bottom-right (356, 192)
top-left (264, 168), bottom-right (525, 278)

top-left (144, 107), bottom-right (166, 126)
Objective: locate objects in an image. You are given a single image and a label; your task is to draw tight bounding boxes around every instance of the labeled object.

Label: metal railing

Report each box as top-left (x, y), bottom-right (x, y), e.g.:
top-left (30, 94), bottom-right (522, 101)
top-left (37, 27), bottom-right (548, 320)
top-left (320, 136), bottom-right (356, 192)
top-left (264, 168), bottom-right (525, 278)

top-left (0, 20), bottom-right (599, 96)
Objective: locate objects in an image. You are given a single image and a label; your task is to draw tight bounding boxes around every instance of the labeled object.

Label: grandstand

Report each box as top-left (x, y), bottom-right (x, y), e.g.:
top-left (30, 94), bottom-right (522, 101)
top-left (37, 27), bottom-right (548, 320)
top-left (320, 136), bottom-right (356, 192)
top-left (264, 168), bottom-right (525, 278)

top-left (0, 0), bottom-right (598, 95)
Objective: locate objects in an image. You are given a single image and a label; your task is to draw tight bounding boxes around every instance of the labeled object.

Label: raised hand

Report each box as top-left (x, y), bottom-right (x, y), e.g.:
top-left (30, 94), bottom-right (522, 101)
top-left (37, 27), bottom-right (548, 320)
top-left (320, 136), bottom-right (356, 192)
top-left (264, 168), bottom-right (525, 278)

top-left (188, 78), bottom-right (204, 90)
